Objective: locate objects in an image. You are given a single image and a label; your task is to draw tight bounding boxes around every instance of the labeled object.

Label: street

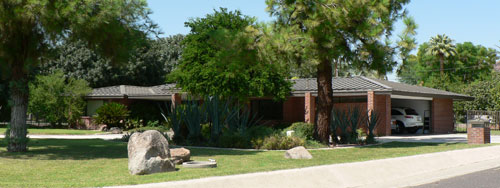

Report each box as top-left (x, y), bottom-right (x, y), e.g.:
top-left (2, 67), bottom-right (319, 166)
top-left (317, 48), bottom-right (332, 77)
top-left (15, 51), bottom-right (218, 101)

top-left (412, 167), bottom-right (500, 188)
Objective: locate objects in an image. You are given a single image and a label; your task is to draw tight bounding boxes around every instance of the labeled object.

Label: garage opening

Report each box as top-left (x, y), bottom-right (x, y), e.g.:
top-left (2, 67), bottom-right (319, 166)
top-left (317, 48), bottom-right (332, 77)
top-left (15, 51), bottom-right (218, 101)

top-left (391, 96), bottom-right (432, 135)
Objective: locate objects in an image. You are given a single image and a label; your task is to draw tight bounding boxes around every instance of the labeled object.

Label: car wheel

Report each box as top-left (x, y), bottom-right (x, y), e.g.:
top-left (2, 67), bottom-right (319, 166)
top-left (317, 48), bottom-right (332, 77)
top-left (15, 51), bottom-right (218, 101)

top-left (396, 122), bottom-right (405, 134)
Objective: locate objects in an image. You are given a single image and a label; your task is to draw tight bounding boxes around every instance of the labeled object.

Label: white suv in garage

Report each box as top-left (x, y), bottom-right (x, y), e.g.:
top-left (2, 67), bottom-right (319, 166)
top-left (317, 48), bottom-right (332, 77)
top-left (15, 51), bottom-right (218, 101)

top-left (391, 107), bottom-right (423, 134)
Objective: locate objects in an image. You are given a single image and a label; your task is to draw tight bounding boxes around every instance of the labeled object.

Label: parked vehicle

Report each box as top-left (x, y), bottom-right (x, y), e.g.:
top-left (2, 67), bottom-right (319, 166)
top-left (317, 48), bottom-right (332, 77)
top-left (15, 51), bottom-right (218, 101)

top-left (391, 107), bottom-right (423, 134)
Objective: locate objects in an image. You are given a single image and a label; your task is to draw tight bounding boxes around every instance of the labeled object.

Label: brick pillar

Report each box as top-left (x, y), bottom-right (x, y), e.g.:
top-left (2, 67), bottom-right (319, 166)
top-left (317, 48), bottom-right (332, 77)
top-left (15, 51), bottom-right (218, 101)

top-left (171, 93), bottom-right (182, 108)
top-left (305, 92), bottom-right (316, 124)
top-left (467, 126), bottom-right (490, 144)
top-left (367, 91), bottom-right (391, 136)
top-left (431, 98), bottom-right (454, 134)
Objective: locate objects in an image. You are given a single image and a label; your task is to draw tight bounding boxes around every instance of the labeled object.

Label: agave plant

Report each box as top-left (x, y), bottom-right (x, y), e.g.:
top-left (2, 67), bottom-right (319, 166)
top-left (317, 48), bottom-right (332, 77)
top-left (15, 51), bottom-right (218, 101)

top-left (366, 110), bottom-right (380, 144)
top-left (159, 102), bottom-right (183, 141)
top-left (227, 105), bottom-right (261, 135)
top-left (203, 96), bottom-right (232, 142)
top-left (331, 107), bottom-right (350, 144)
top-left (348, 106), bottom-right (363, 144)
top-left (183, 100), bottom-right (203, 142)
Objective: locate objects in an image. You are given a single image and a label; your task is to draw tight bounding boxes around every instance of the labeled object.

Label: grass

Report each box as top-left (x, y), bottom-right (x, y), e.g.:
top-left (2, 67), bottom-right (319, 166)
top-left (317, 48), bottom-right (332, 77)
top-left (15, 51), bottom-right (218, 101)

top-left (0, 139), bottom-right (492, 187)
top-left (0, 128), bottom-right (101, 135)
top-left (492, 130), bottom-right (500, 135)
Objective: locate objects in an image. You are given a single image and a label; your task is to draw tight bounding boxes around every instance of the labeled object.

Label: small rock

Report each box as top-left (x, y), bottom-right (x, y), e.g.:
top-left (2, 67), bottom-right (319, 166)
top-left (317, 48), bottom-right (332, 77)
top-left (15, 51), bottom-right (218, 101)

top-left (284, 146), bottom-right (313, 159)
top-left (128, 130), bottom-right (175, 175)
top-left (171, 147), bottom-right (191, 164)
top-left (98, 125), bottom-right (108, 132)
top-left (109, 127), bottom-right (122, 134)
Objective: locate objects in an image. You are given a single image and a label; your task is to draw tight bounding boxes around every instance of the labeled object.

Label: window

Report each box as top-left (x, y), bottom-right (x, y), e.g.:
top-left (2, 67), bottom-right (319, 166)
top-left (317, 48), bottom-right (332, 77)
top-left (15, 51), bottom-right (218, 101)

top-left (405, 108), bottom-right (419, 115)
top-left (333, 97), bottom-right (367, 103)
top-left (251, 100), bottom-right (283, 120)
top-left (391, 109), bottom-right (403, 115)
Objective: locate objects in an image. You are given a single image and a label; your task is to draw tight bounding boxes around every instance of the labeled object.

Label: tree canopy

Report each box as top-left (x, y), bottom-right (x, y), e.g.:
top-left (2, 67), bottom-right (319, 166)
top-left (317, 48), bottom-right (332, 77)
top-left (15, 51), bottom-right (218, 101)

top-left (40, 35), bottom-right (184, 88)
top-left (0, 0), bottom-right (157, 152)
top-left (172, 8), bottom-right (292, 101)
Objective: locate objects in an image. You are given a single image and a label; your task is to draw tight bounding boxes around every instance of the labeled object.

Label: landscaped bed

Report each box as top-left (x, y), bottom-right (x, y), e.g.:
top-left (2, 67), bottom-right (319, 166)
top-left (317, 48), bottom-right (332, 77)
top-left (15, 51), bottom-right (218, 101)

top-left (0, 139), bottom-right (492, 187)
top-left (0, 128), bottom-right (102, 135)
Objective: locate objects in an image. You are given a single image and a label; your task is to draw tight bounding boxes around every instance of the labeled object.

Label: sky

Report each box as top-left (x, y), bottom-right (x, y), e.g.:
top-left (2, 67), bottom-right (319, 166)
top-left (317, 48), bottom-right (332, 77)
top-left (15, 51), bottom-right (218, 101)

top-left (147, 0), bottom-right (500, 82)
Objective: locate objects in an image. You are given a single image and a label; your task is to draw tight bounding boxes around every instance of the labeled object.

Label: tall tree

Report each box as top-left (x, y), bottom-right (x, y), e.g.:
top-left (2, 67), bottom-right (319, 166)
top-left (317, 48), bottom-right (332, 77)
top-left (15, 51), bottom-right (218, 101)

top-left (427, 34), bottom-right (457, 75)
top-left (266, 0), bottom-right (409, 143)
top-left (0, 0), bottom-right (157, 152)
top-left (172, 8), bottom-right (292, 101)
top-left (396, 16), bottom-right (418, 84)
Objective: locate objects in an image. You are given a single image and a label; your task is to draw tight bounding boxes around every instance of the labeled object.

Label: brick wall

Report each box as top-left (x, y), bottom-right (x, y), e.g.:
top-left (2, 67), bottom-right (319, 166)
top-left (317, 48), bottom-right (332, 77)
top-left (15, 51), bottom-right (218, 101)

top-left (431, 98), bottom-right (454, 134)
top-left (368, 91), bottom-right (391, 136)
top-left (467, 127), bottom-right (490, 144)
top-left (283, 97), bottom-right (305, 123)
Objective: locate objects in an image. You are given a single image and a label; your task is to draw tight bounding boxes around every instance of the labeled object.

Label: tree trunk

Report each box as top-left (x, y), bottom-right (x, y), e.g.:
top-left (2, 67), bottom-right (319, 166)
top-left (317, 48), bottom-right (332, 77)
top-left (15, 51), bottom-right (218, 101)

top-left (439, 54), bottom-right (444, 75)
top-left (315, 58), bottom-right (333, 144)
top-left (8, 66), bottom-right (29, 152)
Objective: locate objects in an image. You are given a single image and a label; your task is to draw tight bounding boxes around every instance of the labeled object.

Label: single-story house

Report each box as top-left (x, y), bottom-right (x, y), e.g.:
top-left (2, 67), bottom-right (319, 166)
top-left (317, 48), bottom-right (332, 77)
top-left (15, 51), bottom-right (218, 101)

top-left (84, 76), bottom-right (473, 136)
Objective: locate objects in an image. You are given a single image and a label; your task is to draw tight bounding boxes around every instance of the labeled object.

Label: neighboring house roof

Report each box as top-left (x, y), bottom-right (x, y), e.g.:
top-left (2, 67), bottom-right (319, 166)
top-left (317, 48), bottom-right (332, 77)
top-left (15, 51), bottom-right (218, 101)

top-left (86, 84), bottom-right (179, 100)
top-left (86, 76), bottom-right (473, 101)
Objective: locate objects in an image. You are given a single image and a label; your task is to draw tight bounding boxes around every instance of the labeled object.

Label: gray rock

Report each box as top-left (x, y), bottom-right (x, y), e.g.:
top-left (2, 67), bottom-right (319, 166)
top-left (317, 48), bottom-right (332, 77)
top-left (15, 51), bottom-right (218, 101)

top-left (98, 125), bottom-right (108, 132)
top-left (109, 127), bottom-right (122, 134)
top-left (128, 130), bottom-right (175, 175)
top-left (284, 146), bottom-right (313, 159)
top-left (171, 147), bottom-right (191, 164)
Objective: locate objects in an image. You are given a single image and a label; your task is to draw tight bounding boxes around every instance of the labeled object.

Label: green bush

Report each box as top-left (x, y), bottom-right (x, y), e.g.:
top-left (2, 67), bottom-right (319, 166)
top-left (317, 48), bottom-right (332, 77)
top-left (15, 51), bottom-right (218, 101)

top-left (128, 102), bottom-right (163, 125)
top-left (261, 134), bottom-right (305, 150)
top-left (121, 127), bottom-right (171, 143)
top-left (283, 122), bottom-right (314, 140)
top-left (247, 126), bottom-right (275, 140)
top-left (94, 102), bottom-right (130, 129)
top-left (217, 131), bottom-right (251, 149)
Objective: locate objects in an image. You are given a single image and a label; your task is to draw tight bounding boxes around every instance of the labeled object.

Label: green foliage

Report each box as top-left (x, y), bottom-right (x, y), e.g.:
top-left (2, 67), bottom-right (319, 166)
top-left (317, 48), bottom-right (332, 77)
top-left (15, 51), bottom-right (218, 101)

top-left (94, 103), bottom-right (130, 129)
top-left (129, 102), bottom-right (163, 126)
top-left (331, 106), bottom-right (367, 144)
top-left (160, 102), bottom-right (185, 143)
top-left (454, 74), bottom-right (500, 120)
top-left (283, 122), bottom-right (314, 140)
top-left (41, 35), bottom-right (184, 88)
top-left (28, 71), bottom-right (91, 127)
top-left (398, 40), bottom-right (498, 88)
top-left (182, 101), bottom-right (203, 142)
top-left (261, 134), bottom-right (305, 150)
top-left (172, 8), bottom-right (291, 101)
top-left (217, 131), bottom-right (251, 149)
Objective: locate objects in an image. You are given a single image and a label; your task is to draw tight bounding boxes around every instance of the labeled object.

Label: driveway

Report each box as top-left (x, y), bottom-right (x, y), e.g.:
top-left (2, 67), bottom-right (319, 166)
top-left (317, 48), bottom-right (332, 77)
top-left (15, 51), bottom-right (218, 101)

top-left (377, 134), bottom-right (500, 143)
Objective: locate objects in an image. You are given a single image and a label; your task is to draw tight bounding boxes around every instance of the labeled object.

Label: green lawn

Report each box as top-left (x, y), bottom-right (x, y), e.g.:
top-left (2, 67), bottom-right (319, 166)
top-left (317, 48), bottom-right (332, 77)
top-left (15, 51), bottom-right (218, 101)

top-left (492, 130), bottom-right (500, 135)
top-left (0, 128), bottom-right (101, 135)
top-left (0, 139), bottom-right (492, 187)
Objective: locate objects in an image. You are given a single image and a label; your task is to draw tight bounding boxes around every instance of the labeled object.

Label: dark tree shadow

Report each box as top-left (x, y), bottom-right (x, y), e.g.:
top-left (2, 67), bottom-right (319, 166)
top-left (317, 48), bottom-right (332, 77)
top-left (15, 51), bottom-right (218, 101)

top-left (0, 139), bottom-right (127, 160)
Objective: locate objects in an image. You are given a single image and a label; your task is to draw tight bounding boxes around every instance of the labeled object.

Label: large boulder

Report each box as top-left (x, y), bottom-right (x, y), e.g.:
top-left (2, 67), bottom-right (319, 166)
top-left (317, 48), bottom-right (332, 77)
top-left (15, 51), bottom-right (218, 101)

top-left (128, 130), bottom-right (175, 175)
top-left (284, 146), bottom-right (313, 159)
top-left (171, 147), bottom-right (191, 164)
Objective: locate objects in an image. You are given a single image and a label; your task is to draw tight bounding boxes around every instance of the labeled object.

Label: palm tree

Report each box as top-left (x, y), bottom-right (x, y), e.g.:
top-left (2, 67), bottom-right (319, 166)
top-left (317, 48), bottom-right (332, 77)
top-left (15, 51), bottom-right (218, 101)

top-left (427, 34), bottom-right (457, 75)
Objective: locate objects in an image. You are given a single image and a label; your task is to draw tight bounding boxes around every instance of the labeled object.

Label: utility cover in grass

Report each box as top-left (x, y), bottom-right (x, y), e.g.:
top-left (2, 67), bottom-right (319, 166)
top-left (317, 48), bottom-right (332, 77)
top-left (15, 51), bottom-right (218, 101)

top-left (284, 146), bottom-right (313, 159)
top-left (128, 130), bottom-right (175, 175)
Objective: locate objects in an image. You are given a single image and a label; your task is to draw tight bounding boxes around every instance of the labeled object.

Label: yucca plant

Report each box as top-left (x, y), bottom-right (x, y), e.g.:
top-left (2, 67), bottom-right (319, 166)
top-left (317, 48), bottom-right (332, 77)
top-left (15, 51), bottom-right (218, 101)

top-left (227, 105), bottom-right (261, 135)
top-left (203, 96), bottom-right (232, 142)
top-left (331, 107), bottom-right (350, 144)
top-left (348, 106), bottom-right (363, 144)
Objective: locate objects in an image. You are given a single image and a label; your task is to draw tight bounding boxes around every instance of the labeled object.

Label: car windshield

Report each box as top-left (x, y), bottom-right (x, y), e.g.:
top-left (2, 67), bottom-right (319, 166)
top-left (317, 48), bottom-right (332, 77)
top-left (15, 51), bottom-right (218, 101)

top-left (405, 109), bottom-right (419, 115)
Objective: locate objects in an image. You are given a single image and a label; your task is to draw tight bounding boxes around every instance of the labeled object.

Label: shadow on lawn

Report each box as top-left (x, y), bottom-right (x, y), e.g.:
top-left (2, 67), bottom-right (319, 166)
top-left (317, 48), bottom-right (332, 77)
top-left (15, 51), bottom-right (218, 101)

top-left (0, 139), bottom-right (263, 160)
top-left (0, 139), bottom-right (127, 160)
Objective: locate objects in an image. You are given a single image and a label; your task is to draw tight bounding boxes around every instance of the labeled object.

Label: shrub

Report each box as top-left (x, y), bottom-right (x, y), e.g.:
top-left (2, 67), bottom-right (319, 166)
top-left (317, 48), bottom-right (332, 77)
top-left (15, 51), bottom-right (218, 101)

top-left (261, 134), bottom-right (305, 150)
top-left (246, 126), bottom-right (275, 140)
top-left (128, 102), bottom-right (163, 125)
top-left (283, 122), bottom-right (314, 140)
top-left (217, 131), bottom-right (251, 149)
top-left (94, 102), bottom-right (130, 128)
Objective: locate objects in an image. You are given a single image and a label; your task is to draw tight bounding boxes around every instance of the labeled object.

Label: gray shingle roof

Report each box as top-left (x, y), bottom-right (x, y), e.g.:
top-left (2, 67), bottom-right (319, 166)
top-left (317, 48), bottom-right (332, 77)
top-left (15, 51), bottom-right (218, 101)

top-left (292, 77), bottom-right (472, 100)
top-left (87, 84), bottom-right (180, 99)
top-left (87, 77), bottom-right (472, 100)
